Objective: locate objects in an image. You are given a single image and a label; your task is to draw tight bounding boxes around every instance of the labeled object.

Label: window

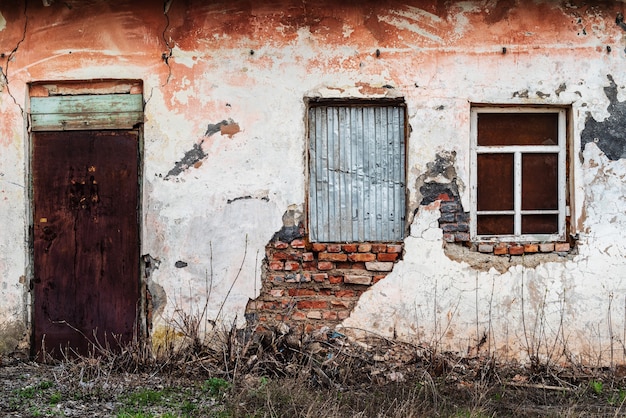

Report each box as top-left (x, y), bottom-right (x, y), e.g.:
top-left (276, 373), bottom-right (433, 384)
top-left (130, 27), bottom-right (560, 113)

top-left (470, 107), bottom-right (567, 242)
top-left (307, 100), bottom-right (406, 242)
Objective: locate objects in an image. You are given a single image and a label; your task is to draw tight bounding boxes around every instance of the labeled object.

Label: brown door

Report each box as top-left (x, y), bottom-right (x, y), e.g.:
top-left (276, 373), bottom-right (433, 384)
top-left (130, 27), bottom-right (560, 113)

top-left (32, 130), bottom-right (140, 358)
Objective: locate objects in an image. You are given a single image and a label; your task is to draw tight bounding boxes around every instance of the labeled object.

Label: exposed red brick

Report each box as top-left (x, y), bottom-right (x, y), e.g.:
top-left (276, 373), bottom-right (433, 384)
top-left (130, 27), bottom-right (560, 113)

top-left (336, 290), bottom-right (355, 298)
top-left (318, 261), bottom-right (334, 270)
top-left (443, 233), bottom-right (455, 243)
top-left (386, 244), bottom-right (403, 253)
top-left (272, 252), bottom-right (296, 261)
top-left (372, 275), bottom-right (386, 283)
top-left (351, 262), bottom-right (366, 270)
top-left (555, 242), bottom-right (570, 252)
top-left (302, 261), bottom-right (317, 271)
top-left (330, 300), bottom-right (351, 308)
top-left (494, 244), bottom-right (508, 255)
top-left (320, 289), bottom-right (333, 296)
top-left (338, 311), bottom-right (350, 320)
top-left (377, 253), bottom-right (398, 262)
top-left (343, 244), bottom-right (358, 252)
top-left (455, 232), bottom-right (470, 242)
top-left (291, 239), bottom-right (306, 248)
top-left (270, 289), bottom-right (285, 297)
top-left (358, 243), bottom-right (372, 252)
top-left (509, 245), bottom-right (524, 255)
top-left (269, 274), bottom-right (284, 283)
top-left (288, 288), bottom-right (316, 296)
top-left (348, 252), bottom-right (376, 262)
top-left (540, 243), bottom-right (555, 252)
top-left (344, 275), bottom-right (372, 285)
top-left (312, 243), bottom-right (326, 252)
top-left (322, 311), bottom-right (338, 320)
top-left (371, 244), bottom-right (387, 253)
top-left (329, 275), bottom-right (343, 284)
top-left (524, 244), bottom-right (539, 253)
top-left (311, 273), bottom-right (328, 282)
top-left (297, 300), bottom-right (328, 310)
top-left (269, 261), bottom-right (284, 270)
top-left (284, 260), bottom-right (301, 271)
top-left (319, 252), bottom-right (348, 262)
top-left (301, 252), bottom-right (314, 262)
top-left (327, 244), bottom-right (342, 253)
top-left (292, 311), bottom-right (307, 321)
top-left (336, 262), bottom-right (353, 269)
top-left (274, 241), bottom-right (289, 249)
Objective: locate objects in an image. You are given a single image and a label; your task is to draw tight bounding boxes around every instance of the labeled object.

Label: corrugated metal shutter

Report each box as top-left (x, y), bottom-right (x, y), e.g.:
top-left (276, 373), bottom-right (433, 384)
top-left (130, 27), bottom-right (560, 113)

top-left (30, 94), bottom-right (143, 131)
top-left (308, 103), bottom-right (406, 242)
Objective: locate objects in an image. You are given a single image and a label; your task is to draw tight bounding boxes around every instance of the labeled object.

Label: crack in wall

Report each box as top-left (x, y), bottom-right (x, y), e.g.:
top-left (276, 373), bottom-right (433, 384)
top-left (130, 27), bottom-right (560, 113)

top-left (161, 0), bottom-right (174, 87)
top-left (1, 0), bottom-right (28, 119)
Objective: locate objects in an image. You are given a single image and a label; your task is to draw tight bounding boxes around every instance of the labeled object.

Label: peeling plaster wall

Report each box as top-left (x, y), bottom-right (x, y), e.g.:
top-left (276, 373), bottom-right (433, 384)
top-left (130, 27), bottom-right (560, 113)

top-left (1, 0), bottom-right (626, 363)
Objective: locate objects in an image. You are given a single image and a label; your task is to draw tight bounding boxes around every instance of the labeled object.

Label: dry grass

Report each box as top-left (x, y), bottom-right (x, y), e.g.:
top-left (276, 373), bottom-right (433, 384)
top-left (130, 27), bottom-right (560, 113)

top-left (3, 322), bottom-right (626, 417)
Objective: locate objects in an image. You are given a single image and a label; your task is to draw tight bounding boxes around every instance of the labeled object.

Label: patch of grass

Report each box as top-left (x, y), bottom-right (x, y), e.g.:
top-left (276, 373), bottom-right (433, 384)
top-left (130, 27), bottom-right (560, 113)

top-left (202, 377), bottom-right (231, 397)
top-left (49, 391), bottom-right (62, 405)
top-left (590, 380), bottom-right (604, 395)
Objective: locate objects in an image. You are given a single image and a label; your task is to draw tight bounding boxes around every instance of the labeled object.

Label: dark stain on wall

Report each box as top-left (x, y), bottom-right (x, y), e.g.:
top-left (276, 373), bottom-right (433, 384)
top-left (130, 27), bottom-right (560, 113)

top-left (417, 152), bottom-right (461, 205)
top-left (271, 208), bottom-right (305, 243)
top-left (581, 75), bottom-right (626, 160)
top-left (166, 119), bottom-right (239, 179)
top-left (165, 141), bottom-right (207, 178)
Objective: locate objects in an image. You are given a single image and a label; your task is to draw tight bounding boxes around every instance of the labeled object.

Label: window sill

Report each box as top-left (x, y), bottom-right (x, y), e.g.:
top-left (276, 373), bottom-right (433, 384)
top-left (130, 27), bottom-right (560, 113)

top-left (473, 241), bottom-right (571, 255)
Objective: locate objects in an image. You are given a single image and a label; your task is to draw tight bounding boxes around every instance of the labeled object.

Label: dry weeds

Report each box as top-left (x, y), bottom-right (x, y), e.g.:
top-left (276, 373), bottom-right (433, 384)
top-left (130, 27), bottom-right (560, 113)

top-left (2, 324), bottom-right (626, 417)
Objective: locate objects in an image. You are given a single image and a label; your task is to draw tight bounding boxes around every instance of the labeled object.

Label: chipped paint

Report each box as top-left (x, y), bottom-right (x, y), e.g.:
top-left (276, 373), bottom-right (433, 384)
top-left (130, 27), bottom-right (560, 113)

top-left (0, 0), bottom-right (625, 363)
top-left (581, 75), bottom-right (626, 160)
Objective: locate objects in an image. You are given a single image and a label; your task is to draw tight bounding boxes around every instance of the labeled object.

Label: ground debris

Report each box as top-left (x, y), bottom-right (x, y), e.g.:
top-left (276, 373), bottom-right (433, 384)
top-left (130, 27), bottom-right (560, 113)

top-left (2, 328), bottom-right (626, 417)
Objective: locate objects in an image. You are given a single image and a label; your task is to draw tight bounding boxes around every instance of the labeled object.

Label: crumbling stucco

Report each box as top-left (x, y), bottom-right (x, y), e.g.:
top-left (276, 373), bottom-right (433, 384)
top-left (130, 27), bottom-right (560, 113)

top-left (0, 0), bottom-right (625, 364)
top-left (581, 75), bottom-right (626, 160)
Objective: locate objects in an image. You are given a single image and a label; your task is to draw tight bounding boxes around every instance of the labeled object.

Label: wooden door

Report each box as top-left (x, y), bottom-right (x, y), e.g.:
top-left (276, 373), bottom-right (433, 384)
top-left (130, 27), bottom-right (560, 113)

top-left (32, 130), bottom-right (140, 358)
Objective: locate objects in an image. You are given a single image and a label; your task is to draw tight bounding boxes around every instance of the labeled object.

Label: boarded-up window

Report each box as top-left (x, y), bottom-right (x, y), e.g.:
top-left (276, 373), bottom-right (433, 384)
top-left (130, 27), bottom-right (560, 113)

top-left (308, 101), bottom-right (406, 242)
top-left (470, 107), bottom-right (567, 241)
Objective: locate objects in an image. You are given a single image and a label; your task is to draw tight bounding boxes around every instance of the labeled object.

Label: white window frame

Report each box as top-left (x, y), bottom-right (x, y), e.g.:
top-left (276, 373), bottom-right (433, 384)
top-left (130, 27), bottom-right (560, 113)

top-left (470, 106), bottom-right (567, 242)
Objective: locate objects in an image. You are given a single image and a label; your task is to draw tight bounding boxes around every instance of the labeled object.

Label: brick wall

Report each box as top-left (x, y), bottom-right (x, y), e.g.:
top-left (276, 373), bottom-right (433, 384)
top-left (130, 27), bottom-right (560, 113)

top-left (437, 194), bottom-right (573, 255)
top-left (247, 238), bottom-right (403, 332)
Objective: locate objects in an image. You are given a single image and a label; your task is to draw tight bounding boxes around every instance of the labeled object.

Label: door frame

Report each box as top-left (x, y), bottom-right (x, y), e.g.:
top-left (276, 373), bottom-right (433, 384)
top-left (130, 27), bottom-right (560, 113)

top-left (27, 80), bottom-right (145, 358)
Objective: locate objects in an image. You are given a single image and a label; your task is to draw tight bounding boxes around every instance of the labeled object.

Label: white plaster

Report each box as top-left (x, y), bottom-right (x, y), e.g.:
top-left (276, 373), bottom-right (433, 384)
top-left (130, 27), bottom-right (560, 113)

top-left (0, 12), bottom-right (5, 32)
top-left (1, 1), bottom-right (626, 363)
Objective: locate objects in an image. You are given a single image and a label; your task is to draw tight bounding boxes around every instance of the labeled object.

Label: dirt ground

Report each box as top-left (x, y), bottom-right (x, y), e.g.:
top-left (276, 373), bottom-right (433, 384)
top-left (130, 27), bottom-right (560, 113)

top-left (2, 332), bottom-right (626, 417)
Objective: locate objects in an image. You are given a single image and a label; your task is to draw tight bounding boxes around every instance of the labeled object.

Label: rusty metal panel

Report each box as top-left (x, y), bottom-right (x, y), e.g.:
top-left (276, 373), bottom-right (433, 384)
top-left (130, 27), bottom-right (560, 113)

top-left (32, 130), bottom-right (140, 358)
top-left (30, 94), bottom-right (143, 131)
top-left (309, 104), bottom-right (405, 242)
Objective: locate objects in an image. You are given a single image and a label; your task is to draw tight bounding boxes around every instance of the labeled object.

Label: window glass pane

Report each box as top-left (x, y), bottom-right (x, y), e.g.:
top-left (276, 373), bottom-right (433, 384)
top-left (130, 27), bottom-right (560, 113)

top-left (477, 153), bottom-right (513, 211)
top-left (522, 153), bottom-right (558, 210)
top-left (522, 215), bottom-right (558, 234)
top-left (477, 113), bottom-right (559, 146)
top-left (477, 215), bottom-right (514, 235)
